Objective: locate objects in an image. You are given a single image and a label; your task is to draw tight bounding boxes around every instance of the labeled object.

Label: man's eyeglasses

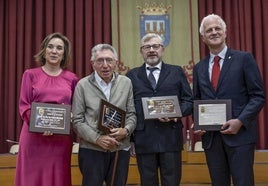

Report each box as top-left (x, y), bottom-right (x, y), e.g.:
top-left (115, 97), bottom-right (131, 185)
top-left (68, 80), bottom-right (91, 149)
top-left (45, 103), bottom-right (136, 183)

top-left (140, 44), bottom-right (163, 51)
top-left (94, 58), bottom-right (116, 65)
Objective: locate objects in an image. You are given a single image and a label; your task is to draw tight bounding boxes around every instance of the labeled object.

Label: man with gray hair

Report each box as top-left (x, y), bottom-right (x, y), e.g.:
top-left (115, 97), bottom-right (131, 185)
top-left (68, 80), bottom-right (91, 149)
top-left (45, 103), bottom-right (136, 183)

top-left (126, 33), bottom-right (193, 186)
top-left (193, 14), bottom-right (265, 186)
top-left (72, 44), bottom-right (136, 186)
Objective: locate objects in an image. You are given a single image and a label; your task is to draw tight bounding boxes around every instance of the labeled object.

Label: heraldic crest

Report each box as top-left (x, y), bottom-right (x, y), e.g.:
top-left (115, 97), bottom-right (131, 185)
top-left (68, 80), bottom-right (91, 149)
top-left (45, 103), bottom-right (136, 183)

top-left (138, 2), bottom-right (172, 47)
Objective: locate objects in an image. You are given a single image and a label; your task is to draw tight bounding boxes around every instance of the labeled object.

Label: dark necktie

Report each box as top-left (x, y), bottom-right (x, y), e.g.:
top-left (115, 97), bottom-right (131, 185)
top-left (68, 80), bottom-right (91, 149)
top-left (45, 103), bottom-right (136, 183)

top-left (211, 56), bottom-right (221, 90)
top-left (147, 67), bottom-right (158, 89)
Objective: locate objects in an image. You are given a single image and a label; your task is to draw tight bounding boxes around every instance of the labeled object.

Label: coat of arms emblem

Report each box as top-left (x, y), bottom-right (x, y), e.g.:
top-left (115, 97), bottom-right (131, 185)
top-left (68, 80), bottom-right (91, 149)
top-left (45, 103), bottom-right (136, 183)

top-left (138, 3), bottom-right (172, 47)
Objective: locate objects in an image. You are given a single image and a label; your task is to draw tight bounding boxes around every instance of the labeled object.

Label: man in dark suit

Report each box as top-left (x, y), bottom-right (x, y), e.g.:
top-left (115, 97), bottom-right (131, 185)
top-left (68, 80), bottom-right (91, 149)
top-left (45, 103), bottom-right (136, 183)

top-left (193, 14), bottom-right (265, 186)
top-left (126, 33), bottom-right (193, 186)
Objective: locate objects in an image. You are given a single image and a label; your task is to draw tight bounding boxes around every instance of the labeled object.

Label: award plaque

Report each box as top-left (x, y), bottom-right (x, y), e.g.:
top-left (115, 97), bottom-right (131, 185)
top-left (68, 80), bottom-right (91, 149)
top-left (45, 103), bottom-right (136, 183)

top-left (29, 102), bottom-right (71, 135)
top-left (194, 99), bottom-right (232, 131)
top-left (141, 96), bottom-right (182, 120)
top-left (98, 99), bottom-right (126, 134)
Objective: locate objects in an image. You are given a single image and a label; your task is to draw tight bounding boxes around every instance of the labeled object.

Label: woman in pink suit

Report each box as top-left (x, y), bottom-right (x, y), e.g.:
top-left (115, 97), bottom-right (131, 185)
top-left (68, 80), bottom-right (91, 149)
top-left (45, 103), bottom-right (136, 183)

top-left (15, 33), bottom-right (78, 186)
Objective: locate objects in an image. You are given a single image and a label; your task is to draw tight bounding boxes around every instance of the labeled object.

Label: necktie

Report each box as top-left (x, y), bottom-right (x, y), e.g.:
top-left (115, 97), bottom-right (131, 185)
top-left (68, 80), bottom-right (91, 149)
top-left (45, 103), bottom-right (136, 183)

top-left (147, 67), bottom-right (158, 89)
top-left (211, 56), bottom-right (221, 90)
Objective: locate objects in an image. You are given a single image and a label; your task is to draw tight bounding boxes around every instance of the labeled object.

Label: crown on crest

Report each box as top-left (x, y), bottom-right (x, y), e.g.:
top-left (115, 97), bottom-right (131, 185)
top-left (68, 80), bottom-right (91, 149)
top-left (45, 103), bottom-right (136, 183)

top-left (137, 2), bottom-right (172, 15)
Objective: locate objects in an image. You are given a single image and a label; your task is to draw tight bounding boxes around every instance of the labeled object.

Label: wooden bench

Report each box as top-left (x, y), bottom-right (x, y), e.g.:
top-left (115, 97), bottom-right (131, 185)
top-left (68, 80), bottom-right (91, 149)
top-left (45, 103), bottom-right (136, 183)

top-left (1, 150), bottom-right (268, 185)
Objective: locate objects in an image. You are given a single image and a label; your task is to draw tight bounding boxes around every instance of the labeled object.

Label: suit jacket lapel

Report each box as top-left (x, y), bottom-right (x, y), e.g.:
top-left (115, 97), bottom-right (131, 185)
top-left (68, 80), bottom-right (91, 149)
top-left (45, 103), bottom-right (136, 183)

top-left (138, 64), bottom-right (152, 89)
top-left (217, 49), bottom-right (234, 90)
top-left (200, 56), bottom-right (213, 91)
top-left (204, 57), bottom-right (211, 87)
top-left (156, 62), bottom-right (169, 88)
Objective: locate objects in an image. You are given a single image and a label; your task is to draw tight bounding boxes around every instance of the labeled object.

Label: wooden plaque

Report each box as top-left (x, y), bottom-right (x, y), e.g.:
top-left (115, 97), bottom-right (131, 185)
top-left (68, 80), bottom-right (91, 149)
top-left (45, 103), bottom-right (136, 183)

top-left (98, 99), bottom-right (126, 134)
top-left (29, 102), bottom-right (71, 135)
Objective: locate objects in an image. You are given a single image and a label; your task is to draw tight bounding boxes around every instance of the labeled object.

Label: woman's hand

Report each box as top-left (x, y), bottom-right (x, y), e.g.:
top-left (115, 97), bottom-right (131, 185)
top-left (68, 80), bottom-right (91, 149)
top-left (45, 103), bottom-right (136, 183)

top-left (43, 131), bottom-right (53, 136)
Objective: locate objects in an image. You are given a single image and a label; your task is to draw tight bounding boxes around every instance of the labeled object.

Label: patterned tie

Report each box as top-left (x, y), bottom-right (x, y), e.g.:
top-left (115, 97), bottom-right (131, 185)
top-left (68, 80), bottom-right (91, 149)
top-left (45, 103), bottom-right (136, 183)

top-left (147, 67), bottom-right (158, 89)
top-left (211, 56), bottom-right (221, 90)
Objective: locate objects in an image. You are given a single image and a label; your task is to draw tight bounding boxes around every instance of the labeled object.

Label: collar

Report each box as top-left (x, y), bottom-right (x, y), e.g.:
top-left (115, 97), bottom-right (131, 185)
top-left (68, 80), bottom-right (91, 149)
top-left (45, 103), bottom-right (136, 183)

top-left (145, 61), bottom-right (162, 70)
top-left (210, 46), bottom-right (228, 63)
top-left (94, 71), bottom-right (115, 85)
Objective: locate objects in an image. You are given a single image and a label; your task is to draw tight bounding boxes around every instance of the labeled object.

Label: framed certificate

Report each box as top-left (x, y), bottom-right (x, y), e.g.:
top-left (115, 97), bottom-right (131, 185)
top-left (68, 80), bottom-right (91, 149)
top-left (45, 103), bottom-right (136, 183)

top-left (98, 99), bottom-right (126, 134)
top-left (141, 96), bottom-right (182, 120)
top-left (193, 99), bottom-right (232, 131)
top-left (29, 102), bottom-right (71, 135)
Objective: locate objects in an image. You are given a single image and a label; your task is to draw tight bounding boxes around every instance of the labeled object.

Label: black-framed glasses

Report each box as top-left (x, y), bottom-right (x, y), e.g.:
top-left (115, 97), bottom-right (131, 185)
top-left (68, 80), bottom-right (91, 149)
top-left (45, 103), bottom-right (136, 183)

top-left (94, 58), bottom-right (115, 65)
top-left (140, 44), bottom-right (163, 51)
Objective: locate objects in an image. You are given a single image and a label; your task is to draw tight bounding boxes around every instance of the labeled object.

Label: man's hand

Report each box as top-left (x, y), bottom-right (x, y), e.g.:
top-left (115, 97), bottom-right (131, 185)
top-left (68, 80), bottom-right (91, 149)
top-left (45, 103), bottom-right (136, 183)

top-left (158, 117), bottom-right (178, 122)
top-left (109, 128), bottom-right (128, 141)
top-left (191, 123), bottom-right (206, 136)
top-left (96, 135), bottom-right (119, 150)
top-left (221, 119), bottom-right (242, 135)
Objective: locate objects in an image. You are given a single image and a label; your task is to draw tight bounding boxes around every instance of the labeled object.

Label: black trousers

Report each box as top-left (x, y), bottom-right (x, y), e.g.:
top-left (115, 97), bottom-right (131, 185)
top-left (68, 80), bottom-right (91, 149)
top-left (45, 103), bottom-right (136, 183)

top-left (136, 151), bottom-right (182, 186)
top-left (78, 148), bottom-right (130, 186)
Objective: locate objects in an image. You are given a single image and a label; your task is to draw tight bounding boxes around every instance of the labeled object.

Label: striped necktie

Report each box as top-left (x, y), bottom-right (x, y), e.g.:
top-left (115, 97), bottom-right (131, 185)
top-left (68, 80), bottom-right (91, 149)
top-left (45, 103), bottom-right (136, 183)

top-left (147, 67), bottom-right (158, 89)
